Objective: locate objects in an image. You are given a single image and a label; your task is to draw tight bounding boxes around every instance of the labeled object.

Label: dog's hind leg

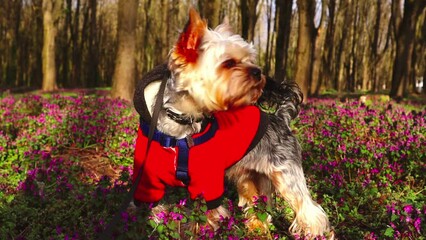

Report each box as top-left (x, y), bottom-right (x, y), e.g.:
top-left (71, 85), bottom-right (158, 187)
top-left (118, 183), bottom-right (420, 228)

top-left (270, 161), bottom-right (333, 239)
top-left (228, 168), bottom-right (274, 233)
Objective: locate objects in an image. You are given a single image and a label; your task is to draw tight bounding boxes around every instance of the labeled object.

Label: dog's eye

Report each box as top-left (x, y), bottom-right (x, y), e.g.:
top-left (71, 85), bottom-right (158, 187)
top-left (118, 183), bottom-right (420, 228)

top-left (223, 59), bottom-right (237, 69)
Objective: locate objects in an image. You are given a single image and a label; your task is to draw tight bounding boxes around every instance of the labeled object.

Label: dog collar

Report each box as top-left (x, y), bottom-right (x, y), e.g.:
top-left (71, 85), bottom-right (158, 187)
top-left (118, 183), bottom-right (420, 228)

top-left (165, 108), bottom-right (204, 125)
top-left (140, 117), bottom-right (218, 185)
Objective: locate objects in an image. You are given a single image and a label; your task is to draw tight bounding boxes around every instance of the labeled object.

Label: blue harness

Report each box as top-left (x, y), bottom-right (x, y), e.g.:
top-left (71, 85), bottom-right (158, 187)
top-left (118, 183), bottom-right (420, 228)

top-left (140, 118), bottom-right (219, 185)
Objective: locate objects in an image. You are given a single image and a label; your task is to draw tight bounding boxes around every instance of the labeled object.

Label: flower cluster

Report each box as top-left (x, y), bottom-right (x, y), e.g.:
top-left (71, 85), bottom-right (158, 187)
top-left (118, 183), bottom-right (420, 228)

top-left (297, 98), bottom-right (425, 238)
top-left (385, 202), bottom-right (425, 238)
top-left (0, 93), bottom-right (138, 196)
top-left (0, 93), bottom-right (425, 239)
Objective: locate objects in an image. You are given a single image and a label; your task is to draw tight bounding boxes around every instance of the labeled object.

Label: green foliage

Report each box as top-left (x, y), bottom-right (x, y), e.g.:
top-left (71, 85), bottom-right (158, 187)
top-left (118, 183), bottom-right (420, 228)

top-left (0, 94), bottom-right (425, 239)
top-left (296, 99), bottom-right (426, 239)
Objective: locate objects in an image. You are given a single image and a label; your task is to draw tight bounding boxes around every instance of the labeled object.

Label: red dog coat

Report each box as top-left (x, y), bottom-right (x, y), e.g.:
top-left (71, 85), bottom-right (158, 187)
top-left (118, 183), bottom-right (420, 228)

top-left (133, 105), bottom-right (268, 209)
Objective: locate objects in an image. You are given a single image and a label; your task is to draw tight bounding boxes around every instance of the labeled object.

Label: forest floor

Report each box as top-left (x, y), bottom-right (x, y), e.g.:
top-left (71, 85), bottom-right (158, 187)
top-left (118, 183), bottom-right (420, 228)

top-left (0, 91), bottom-right (425, 239)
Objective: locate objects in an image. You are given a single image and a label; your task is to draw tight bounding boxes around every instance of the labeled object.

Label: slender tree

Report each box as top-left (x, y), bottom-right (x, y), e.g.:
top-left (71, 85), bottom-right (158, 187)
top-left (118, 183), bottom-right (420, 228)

top-left (86, 0), bottom-right (99, 87)
top-left (321, 0), bottom-right (336, 91)
top-left (111, 0), bottom-right (139, 101)
top-left (199, 0), bottom-right (221, 28)
top-left (240, 0), bottom-right (259, 42)
top-left (41, 0), bottom-right (62, 91)
top-left (334, 0), bottom-right (353, 93)
top-left (310, 0), bottom-right (327, 96)
top-left (264, 0), bottom-right (274, 75)
top-left (390, 0), bottom-right (425, 99)
top-left (370, 0), bottom-right (382, 92)
top-left (70, 0), bottom-right (82, 87)
top-left (274, 0), bottom-right (293, 83)
top-left (295, 0), bottom-right (315, 100)
top-left (347, 1), bottom-right (359, 92)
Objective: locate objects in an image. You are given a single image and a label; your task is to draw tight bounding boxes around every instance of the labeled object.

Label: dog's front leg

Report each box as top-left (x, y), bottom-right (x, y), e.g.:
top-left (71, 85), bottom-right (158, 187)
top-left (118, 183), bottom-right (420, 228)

top-left (270, 162), bottom-right (333, 239)
top-left (227, 167), bottom-right (274, 234)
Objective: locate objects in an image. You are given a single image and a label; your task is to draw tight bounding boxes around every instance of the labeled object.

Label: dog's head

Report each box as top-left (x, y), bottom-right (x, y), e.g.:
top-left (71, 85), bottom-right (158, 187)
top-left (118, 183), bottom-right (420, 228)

top-left (168, 8), bottom-right (266, 112)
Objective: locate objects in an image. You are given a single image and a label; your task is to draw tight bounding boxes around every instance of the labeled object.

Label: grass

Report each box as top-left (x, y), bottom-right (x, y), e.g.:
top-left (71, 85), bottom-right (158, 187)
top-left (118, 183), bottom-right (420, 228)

top-left (0, 92), bottom-right (425, 239)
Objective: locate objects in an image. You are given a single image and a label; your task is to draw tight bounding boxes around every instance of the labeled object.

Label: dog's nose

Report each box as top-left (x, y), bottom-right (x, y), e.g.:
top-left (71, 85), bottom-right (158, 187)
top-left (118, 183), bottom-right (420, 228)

top-left (249, 67), bottom-right (261, 81)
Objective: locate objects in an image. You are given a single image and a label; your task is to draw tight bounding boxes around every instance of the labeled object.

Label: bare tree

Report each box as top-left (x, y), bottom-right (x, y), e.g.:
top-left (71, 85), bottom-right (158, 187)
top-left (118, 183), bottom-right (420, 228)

top-left (390, 0), bottom-right (425, 99)
top-left (274, 0), bottom-right (293, 82)
top-left (199, 0), bottom-right (221, 28)
top-left (347, 0), bottom-right (359, 92)
top-left (321, 0), bottom-right (336, 91)
top-left (2, 0), bottom-right (424, 97)
top-left (241, 0), bottom-right (259, 42)
top-left (334, 0), bottom-right (354, 93)
top-left (111, 0), bottom-right (139, 101)
top-left (310, 0), bottom-right (327, 96)
top-left (86, 0), bottom-right (99, 87)
top-left (263, 0), bottom-right (275, 75)
top-left (295, 0), bottom-right (315, 100)
top-left (370, 0), bottom-right (383, 92)
top-left (70, 0), bottom-right (82, 88)
top-left (41, 0), bottom-right (62, 91)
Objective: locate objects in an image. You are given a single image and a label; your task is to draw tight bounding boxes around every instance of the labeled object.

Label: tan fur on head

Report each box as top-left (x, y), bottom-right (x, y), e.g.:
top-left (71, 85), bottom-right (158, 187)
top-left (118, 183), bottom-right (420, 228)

top-left (168, 8), bottom-right (266, 113)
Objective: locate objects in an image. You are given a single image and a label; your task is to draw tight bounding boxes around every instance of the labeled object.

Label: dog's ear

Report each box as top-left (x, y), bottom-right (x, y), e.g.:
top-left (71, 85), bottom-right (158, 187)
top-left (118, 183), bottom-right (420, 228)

top-left (214, 16), bottom-right (234, 35)
top-left (172, 8), bottom-right (207, 64)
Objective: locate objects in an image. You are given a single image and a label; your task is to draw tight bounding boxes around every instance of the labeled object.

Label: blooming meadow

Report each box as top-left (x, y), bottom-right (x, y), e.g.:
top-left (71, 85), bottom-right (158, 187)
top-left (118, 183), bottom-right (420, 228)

top-left (0, 93), bottom-right (425, 239)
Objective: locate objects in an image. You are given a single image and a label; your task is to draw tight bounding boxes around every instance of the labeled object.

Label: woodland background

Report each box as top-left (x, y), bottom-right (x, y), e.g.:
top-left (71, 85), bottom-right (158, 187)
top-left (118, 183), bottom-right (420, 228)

top-left (0, 0), bottom-right (425, 102)
top-left (1, 1), bottom-right (426, 239)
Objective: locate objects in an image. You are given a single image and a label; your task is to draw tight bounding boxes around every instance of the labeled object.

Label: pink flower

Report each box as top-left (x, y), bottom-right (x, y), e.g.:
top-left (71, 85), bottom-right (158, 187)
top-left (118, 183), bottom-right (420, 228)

top-left (178, 198), bottom-right (187, 206)
top-left (403, 205), bottom-right (413, 214)
top-left (414, 217), bottom-right (421, 233)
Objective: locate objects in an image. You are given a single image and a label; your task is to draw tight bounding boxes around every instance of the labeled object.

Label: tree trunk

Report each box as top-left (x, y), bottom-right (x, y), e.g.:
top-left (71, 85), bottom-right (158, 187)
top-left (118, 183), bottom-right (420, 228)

top-left (111, 0), bottom-right (139, 101)
top-left (335, 0), bottom-right (353, 93)
top-left (30, 0), bottom-right (44, 88)
top-left (264, 0), bottom-right (274, 75)
top-left (348, 1), bottom-right (359, 92)
top-left (321, 0), bottom-right (336, 91)
top-left (60, 0), bottom-right (72, 87)
top-left (70, 0), bottom-right (81, 87)
top-left (199, 0), bottom-right (221, 28)
top-left (86, 0), bottom-right (99, 88)
top-left (240, 0), bottom-right (259, 42)
top-left (274, 0), bottom-right (293, 83)
top-left (390, 0), bottom-right (425, 99)
top-left (141, 0), bottom-right (152, 74)
top-left (369, 0), bottom-right (381, 92)
top-left (310, 0), bottom-right (327, 96)
top-left (41, 0), bottom-right (60, 91)
top-left (295, 0), bottom-right (315, 101)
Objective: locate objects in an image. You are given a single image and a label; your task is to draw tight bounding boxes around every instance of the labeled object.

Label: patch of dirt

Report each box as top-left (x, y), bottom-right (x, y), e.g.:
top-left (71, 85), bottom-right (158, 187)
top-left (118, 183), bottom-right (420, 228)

top-left (56, 147), bottom-right (121, 183)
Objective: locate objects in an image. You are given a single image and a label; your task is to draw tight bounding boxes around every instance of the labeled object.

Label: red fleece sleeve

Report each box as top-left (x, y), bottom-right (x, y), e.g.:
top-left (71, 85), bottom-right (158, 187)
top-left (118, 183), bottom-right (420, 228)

top-left (133, 128), bottom-right (166, 203)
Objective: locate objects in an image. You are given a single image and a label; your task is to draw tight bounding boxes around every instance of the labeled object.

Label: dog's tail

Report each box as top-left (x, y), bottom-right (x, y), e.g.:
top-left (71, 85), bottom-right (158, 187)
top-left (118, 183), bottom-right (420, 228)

top-left (258, 76), bottom-right (303, 121)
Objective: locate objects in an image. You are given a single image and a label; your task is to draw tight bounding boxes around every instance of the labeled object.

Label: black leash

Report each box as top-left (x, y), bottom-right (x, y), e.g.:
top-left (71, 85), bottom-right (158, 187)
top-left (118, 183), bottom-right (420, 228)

top-left (98, 76), bottom-right (168, 240)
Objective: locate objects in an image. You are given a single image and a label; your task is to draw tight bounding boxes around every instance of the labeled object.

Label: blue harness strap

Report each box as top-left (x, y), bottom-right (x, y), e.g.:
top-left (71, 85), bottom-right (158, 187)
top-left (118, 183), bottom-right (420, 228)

top-left (140, 118), bottom-right (219, 185)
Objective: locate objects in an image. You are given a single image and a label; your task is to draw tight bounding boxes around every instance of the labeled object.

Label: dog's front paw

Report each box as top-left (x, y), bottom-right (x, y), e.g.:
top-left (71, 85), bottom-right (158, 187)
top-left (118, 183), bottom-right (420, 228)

top-left (244, 211), bottom-right (271, 235)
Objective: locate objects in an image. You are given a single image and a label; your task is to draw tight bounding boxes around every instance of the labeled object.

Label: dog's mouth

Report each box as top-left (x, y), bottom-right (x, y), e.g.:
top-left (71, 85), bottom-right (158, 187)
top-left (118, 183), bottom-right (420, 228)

top-left (221, 75), bottom-right (266, 109)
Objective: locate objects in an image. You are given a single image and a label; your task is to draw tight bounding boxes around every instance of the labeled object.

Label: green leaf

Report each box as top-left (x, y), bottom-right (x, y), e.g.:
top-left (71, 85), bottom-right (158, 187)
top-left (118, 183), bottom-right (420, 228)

top-left (167, 220), bottom-right (176, 230)
top-left (148, 219), bottom-right (157, 228)
top-left (170, 232), bottom-right (180, 239)
top-left (184, 230), bottom-right (193, 237)
top-left (199, 215), bottom-right (207, 223)
top-left (157, 224), bottom-right (164, 233)
top-left (257, 212), bottom-right (268, 222)
top-left (384, 227), bottom-right (394, 237)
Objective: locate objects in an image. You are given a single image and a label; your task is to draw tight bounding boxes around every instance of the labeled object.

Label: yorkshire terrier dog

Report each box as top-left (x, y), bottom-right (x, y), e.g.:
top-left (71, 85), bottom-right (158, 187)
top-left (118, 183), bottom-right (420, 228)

top-left (132, 8), bottom-right (332, 239)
